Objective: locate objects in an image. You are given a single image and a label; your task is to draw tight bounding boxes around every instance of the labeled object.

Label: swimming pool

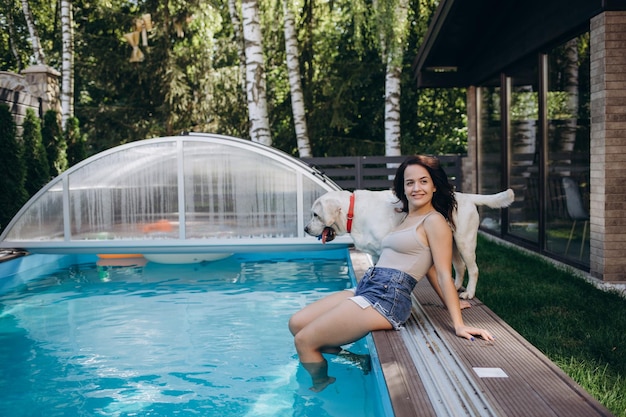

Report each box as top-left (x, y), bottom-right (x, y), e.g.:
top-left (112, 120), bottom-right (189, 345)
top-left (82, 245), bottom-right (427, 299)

top-left (0, 249), bottom-right (393, 416)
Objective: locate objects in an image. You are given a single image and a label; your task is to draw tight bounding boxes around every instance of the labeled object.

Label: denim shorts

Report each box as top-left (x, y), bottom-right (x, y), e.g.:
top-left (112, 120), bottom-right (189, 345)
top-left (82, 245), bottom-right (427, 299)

top-left (353, 267), bottom-right (417, 330)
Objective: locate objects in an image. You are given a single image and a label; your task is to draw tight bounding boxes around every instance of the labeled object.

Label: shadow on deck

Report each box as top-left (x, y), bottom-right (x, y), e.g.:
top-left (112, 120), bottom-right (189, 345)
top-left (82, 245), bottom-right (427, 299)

top-left (349, 249), bottom-right (614, 417)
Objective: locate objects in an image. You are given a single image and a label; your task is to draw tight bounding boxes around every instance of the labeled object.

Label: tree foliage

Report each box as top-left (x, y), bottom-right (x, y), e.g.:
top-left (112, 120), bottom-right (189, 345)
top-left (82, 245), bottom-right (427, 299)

top-left (0, 0), bottom-right (29, 71)
top-left (1, 0), bottom-right (468, 158)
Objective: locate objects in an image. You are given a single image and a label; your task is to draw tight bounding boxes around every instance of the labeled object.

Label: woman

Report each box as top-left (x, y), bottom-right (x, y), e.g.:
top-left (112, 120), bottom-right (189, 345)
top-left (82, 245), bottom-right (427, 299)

top-left (289, 155), bottom-right (494, 392)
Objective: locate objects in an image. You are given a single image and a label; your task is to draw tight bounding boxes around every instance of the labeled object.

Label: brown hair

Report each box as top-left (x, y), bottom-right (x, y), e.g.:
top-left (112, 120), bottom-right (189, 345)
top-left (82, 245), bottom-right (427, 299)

top-left (392, 155), bottom-right (457, 230)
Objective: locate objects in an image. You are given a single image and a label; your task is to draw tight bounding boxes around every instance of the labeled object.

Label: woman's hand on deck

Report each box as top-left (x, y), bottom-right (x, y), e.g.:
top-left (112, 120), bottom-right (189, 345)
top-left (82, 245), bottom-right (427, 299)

top-left (455, 325), bottom-right (494, 342)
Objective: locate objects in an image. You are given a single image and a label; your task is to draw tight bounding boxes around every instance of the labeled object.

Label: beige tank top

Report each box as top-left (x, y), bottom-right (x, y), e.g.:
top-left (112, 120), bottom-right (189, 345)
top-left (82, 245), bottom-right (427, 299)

top-left (375, 211), bottom-right (439, 280)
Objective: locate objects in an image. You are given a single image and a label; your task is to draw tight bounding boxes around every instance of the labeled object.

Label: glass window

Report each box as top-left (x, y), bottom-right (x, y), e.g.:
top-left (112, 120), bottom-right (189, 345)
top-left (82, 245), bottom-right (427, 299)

top-left (545, 33), bottom-right (590, 266)
top-left (506, 58), bottom-right (540, 243)
top-left (477, 83), bottom-right (504, 232)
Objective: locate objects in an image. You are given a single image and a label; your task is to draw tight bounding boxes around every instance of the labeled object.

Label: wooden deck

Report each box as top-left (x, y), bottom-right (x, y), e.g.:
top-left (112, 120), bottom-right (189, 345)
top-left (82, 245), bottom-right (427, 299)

top-left (349, 249), bottom-right (614, 417)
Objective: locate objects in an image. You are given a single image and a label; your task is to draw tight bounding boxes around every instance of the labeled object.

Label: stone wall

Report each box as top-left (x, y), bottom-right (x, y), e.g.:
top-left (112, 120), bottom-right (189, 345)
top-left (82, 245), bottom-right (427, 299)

top-left (0, 65), bottom-right (61, 133)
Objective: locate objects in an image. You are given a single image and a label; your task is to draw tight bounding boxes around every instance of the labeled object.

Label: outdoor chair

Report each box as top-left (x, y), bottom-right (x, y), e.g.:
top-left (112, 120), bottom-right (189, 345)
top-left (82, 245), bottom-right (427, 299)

top-left (562, 176), bottom-right (589, 259)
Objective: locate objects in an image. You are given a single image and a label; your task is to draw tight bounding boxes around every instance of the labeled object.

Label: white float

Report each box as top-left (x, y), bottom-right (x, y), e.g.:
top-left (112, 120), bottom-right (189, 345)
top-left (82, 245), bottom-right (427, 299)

top-left (143, 253), bottom-right (233, 264)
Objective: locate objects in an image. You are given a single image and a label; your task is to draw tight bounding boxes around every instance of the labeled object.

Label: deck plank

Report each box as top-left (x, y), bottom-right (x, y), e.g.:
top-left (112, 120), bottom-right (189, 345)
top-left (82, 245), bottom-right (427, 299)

top-left (372, 330), bottom-right (438, 417)
top-left (349, 249), bottom-right (614, 417)
top-left (415, 279), bottom-right (613, 417)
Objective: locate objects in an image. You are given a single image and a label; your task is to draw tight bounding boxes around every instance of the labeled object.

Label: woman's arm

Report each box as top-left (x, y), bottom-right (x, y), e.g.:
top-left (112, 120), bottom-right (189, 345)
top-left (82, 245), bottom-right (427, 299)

top-left (425, 266), bottom-right (445, 301)
top-left (426, 266), bottom-right (471, 309)
top-left (424, 215), bottom-right (494, 341)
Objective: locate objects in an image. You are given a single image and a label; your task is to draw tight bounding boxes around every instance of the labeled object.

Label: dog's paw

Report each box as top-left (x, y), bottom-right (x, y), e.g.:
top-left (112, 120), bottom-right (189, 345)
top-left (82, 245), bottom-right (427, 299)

top-left (458, 290), bottom-right (475, 300)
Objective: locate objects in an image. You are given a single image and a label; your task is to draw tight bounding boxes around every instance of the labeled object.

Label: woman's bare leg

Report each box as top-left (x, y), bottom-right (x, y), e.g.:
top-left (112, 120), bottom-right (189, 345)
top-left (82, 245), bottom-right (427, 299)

top-left (288, 290), bottom-right (353, 336)
top-left (294, 298), bottom-right (392, 391)
top-left (290, 292), bottom-right (373, 369)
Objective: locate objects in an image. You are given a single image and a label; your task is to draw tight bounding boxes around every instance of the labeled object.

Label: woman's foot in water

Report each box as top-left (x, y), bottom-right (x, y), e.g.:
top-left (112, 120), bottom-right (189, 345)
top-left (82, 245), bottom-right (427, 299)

top-left (302, 360), bottom-right (336, 392)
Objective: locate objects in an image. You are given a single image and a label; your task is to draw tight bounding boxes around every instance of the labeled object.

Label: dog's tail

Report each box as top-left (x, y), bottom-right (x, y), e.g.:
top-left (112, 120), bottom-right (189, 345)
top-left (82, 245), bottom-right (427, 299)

top-left (457, 189), bottom-right (515, 208)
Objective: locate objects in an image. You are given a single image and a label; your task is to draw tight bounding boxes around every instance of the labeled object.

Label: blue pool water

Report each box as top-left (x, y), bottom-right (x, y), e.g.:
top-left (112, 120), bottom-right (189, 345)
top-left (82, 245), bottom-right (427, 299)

top-left (0, 249), bottom-right (393, 417)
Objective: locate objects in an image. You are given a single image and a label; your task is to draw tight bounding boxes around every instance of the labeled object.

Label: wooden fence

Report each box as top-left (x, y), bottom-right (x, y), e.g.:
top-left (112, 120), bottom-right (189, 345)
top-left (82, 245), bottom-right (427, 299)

top-left (301, 155), bottom-right (464, 191)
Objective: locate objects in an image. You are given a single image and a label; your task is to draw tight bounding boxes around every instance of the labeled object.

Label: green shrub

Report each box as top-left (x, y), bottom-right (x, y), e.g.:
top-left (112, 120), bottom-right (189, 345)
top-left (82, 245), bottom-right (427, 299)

top-left (0, 105), bottom-right (27, 231)
top-left (22, 108), bottom-right (50, 196)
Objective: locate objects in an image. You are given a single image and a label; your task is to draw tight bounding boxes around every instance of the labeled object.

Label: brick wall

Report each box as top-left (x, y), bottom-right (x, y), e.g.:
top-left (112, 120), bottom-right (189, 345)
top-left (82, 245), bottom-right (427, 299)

top-left (590, 11), bottom-right (626, 282)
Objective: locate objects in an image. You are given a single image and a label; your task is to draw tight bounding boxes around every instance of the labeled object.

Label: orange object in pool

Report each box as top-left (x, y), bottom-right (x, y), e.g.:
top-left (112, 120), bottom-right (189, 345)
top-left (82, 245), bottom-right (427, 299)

top-left (96, 254), bottom-right (147, 267)
top-left (141, 219), bottom-right (173, 233)
top-left (97, 254), bottom-right (144, 259)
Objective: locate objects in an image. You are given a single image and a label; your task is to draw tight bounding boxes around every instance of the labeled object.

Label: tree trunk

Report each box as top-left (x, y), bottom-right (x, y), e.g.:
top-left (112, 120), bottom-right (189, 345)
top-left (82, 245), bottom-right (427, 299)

top-left (511, 86), bottom-right (537, 179)
top-left (373, 0), bottom-right (409, 158)
top-left (20, 0), bottom-right (45, 65)
top-left (227, 0), bottom-right (247, 99)
top-left (560, 38), bottom-right (579, 154)
top-left (384, 58), bottom-right (402, 157)
top-left (60, 0), bottom-right (74, 128)
top-left (241, 0), bottom-right (272, 146)
top-left (283, 0), bottom-right (311, 157)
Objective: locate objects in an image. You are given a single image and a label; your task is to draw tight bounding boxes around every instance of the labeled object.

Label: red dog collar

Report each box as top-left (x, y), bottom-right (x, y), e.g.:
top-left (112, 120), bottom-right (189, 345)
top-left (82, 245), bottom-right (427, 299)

top-left (347, 193), bottom-right (355, 233)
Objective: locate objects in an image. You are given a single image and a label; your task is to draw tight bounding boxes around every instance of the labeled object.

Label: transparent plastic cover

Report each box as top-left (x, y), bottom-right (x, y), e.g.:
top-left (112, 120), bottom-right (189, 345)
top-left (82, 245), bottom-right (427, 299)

top-left (0, 134), bottom-right (341, 253)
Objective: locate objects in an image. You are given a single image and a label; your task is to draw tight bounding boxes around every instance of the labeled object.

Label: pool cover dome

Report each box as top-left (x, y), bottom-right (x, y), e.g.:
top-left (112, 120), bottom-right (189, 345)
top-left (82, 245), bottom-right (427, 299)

top-left (0, 133), bottom-right (347, 254)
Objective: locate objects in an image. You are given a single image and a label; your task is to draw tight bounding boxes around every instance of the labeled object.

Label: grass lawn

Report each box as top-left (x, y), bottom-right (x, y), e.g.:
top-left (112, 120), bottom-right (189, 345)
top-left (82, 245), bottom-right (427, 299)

top-left (473, 235), bottom-right (626, 417)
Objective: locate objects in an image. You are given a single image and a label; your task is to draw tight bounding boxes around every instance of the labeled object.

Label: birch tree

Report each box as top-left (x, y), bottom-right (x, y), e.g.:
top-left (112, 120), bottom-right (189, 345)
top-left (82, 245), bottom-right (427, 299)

top-left (60, 0), bottom-right (74, 128)
top-left (241, 0), bottom-right (272, 146)
top-left (283, 0), bottom-right (311, 157)
top-left (549, 37), bottom-right (582, 177)
top-left (20, 0), bottom-right (45, 65)
top-left (511, 85), bottom-right (537, 178)
top-left (373, 0), bottom-right (410, 157)
top-left (559, 37), bottom-right (579, 154)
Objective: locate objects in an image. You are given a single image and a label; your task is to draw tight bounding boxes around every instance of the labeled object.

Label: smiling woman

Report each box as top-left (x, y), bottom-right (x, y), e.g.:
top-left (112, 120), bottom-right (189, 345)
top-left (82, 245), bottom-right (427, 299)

top-left (291, 155), bottom-right (494, 392)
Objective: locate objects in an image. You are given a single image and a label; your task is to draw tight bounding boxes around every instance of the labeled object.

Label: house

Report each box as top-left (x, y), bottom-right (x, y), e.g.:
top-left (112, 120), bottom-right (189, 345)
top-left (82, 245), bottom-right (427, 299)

top-left (413, 0), bottom-right (626, 282)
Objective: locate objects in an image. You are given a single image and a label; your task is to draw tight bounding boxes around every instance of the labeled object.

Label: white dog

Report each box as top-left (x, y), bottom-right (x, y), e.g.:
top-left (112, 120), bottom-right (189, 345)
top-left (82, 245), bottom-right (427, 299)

top-left (305, 188), bottom-right (514, 299)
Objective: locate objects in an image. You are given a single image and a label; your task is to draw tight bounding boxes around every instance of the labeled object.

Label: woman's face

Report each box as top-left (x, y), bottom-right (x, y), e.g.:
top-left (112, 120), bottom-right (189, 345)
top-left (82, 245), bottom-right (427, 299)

top-left (403, 164), bottom-right (436, 212)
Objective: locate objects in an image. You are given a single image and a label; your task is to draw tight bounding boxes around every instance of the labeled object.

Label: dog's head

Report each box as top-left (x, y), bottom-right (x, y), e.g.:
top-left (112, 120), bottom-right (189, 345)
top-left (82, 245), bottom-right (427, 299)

top-left (304, 192), bottom-right (348, 243)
